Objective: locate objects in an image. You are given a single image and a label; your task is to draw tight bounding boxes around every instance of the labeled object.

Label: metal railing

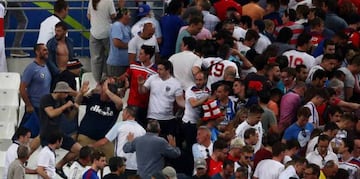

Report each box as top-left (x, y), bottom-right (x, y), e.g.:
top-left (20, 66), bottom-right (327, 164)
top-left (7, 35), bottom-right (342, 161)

top-left (4, 0), bottom-right (165, 56)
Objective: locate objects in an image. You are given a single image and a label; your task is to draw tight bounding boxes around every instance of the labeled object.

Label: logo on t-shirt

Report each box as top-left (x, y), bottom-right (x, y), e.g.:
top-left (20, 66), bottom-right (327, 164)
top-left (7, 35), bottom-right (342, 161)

top-left (40, 73), bottom-right (45, 79)
top-left (297, 129), bottom-right (310, 147)
top-left (165, 86), bottom-right (171, 92)
top-left (90, 105), bottom-right (114, 117)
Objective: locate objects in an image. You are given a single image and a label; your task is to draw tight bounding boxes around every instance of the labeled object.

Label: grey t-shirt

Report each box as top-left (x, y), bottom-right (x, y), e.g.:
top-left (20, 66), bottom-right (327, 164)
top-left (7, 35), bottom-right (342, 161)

top-left (339, 67), bottom-right (355, 88)
top-left (7, 159), bottom-right (25, 179)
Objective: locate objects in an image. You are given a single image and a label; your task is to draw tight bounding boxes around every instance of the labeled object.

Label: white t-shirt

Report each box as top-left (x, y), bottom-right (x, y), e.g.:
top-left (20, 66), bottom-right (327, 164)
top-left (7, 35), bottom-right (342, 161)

top-left (234, 163), bottom-right (252, 179)
top-left (202, 57), bottom-right (222, 69)
top-left (169, 51), bottom-right (202, 90)
top-left (253, 159), bottom-right (284, 179)
top-left (306, 135), bottom-right (333, 155)
top-left (306, 149), bottom-right (338, 168)
top-left (254, 33), bottom-right (271, 54)
top-left (3, 143), bottom-right (19, 179)
top-left (144, 74), bottom-right (183, 120)
top-left (37, 15), bottom-right (61, 44)
top-left (235, 121), bottom-right (263, 152)
top-left (237, 41), bottom-right (251, 56)
top-left (37, 146), bottom-right (56, 179)
top-left (105, 120), bottom-right (146, 170)
top-left (233, 26), bottom-right (246, 40)
top-left (304, 102), bottom-right (319, 128)
top-left (128, 34), bottom-right (159, 63)
top-left (315, 54), bottom-right (323, 65)
top-left (68, 161), bottom-right (87, 179)
top-left (283, 50), bottom-right (316, 70)
top-left (183, 85), bottom-right (210, 124)
top-left (206, 60), bottom-right (239, 90)
top-left (339, 67), bottom-right (355, 88)
top-left (279, 165), bottom-right (299, 179)
top-left (87, 0), bottom-right (116, 39)
top-left (306, 65), bottom-right (324, 83)
top-left (339, 161), bottom-right (360, 179)
top-left (192, 142), bottom-right (213, 160)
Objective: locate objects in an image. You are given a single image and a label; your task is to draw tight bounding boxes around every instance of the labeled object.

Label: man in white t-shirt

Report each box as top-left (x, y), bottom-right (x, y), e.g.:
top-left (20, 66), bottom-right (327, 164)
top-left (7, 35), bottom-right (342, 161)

top-left (314, 40), bottom-right (336, 65)
top-left (3, 127), bottom-right (33, 179)
top-left (128, 21), bottom-right (159, 64)
top-left (68, 146), bottom-right (92, 179)
top-left (138, 60), bottom-right (185, 137)
top-left (306, 53), bottom-right (338, 83)
top-left (36, 131), bottom-right (63, 179)
top-left (306, 135), bottom-right (338, 168)
top-left (283, 33), bottom-right (316, 70)
top-left (92, 106), bottom-right (146, 177)
top-left (192, 126), bottom-right (213, 160)
top-left (338, 55), bottom-right (360, 101)
top-left (37, 0), bottom-right (68, 44)
top-left (253, 142), bottom-right (286, 179)
top-left (205, 45), bottom-right (239, 90)
top-left (303, 88), bottom-right (328, 128)
top-left (306, 122), bottom-right (338, 155)
top-left (235, 104), bottom-right (264, 152)
top-left (279, 158), bottom-right (307, 179)
top-left (169, 36), bottom-right (202, 90)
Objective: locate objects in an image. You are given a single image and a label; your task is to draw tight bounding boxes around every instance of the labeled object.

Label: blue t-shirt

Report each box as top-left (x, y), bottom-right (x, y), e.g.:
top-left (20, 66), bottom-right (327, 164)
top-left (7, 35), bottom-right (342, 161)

top-left (107, 21), bottom-right (132, 66)
top-left (160, 14), bottom-right (185, 57)
top-left (21, 62), bottom-right (51, 108)
top-left (78, 94), bottom-right (120, 140)
top-left (83, 168), bottom-right (99, 179)
top-left (283, 122), bottom-right (314, 147)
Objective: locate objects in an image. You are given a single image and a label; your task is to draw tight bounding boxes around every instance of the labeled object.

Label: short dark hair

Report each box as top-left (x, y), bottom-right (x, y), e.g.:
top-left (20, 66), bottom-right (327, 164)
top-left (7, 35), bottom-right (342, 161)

top-left (276, 55), bottom-right (289, 69)
top-left (55, 21), bottom-right (68, 31)
top-left (324, 122), bottom-right (339, 132)
top-left (213, 139), bottom-right (228, 151)
top-left (241, 145), bottom-right (254, 153)
top-left (297, 33), bottom-right (312, 47)
top-left (249, 104), bottom-right (264, 114)
top-left (124, 106), bottom-right (137, 117)
top-left (307, 163), bottom-right (320, 177)
top-left (286, 139), bottom-right (300, 150)
top-left (91, 150), bottom-right (106, 163)
top-left (217, 44), bottom-right (231, 60)
top-left (312, 69), bottom-right (327, 81)
top-left (54, 0), bottom-right (68, 13)
top-left (108, 156), bottom-right (126, 172)
top-left (297, 106), bottom-right (311, 118)
top-left (245, 29), bottom-right (260, 41)
top-left (309, 17), bottom-right (323, 29)
top-left (79, 146), bottom-right (93, 159)
top-left (158, 60), bottom-right (174, 75)
top-left (281, 67), bottom-right (297, 78)
top-left (317, 134), bottom-right (330, 143)
top-left (322, 54), bottom-right (339, 63)
top-left (284, 8), bottom-right (297, 21)
top-left (263, 133), bottom-right (280, 146)
top-left (47, 130), bottom-right (63, 144)
top-left (342, 138), bottom-right (354, 153)
top-left (141, 45), bottom-right (156, 59)
top-left (349, 54), bottom-right (360, 66)
top-left (276, 27), bottom-right (293, 43)
top-left (13, 127), bottom-right (31, 140)
top-left (34, 43), bottom-right (45, 53)
top-left (182, 36), bottom-right (197, 51)
top-left (328, 106), bottom-right (343, 116)
top-left (244, 128), bottom-right (257, 139)
top-left (267, 0), bottom-right (280, 10)
top-left (189, 16), bottom-right (204, 25)
top-left (258, 90), bottom-right (271, 104)
top-left (295, 64), bottom-right (307, 73)
top-left (222, 159), bottom-right (234, 169)
top-left (272, 142), bottom-right (286, 156)
top-left (239, 15), bottom-right (252, 28)
top-left (253, 55), bottom-right (268, 71)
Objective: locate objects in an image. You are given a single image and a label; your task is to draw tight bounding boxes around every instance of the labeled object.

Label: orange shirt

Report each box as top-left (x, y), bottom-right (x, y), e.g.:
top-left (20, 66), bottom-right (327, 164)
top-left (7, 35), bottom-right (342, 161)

top-left (242, 2), bottom-right (265, 21)
top-left (267, 100), bottom-right (279, 119)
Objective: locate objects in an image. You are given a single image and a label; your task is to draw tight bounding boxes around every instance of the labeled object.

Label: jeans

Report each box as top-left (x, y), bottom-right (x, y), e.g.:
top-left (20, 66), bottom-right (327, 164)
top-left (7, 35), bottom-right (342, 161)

top-left (90, 34), bottom-right (110, 82)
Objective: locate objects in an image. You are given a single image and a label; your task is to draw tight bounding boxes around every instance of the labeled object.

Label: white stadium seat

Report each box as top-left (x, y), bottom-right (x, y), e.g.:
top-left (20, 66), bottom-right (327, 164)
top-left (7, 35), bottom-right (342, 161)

top-left (0, 72), bottom-right (21, 90)
top-left (0, 89), bottom-right (19, 107)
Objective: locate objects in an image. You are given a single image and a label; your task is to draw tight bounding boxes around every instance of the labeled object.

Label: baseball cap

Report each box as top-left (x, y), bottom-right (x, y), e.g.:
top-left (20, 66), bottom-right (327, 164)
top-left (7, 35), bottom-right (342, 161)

top-left (137, 4), bottom-right (150, 17)
top-left (162, 166), bottom-right (177, 179)
top-left (194, 158), bottom-right (207, 169)
top-left (67, 58), bottom-right (82, 70)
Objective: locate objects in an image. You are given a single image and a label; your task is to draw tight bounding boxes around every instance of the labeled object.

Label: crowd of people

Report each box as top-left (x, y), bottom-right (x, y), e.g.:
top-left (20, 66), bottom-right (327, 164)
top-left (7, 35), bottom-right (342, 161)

top-left (3, 0), bottom-right (360, 178)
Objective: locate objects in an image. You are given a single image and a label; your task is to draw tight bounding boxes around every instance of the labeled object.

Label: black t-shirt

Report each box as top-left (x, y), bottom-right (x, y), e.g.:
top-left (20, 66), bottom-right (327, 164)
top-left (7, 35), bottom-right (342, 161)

top-left (103, 173), bottom-right (120, 179)
top-left (78, 94), bottom-right (120, 140)
top-left (39, 94), bottom-right (67, 137)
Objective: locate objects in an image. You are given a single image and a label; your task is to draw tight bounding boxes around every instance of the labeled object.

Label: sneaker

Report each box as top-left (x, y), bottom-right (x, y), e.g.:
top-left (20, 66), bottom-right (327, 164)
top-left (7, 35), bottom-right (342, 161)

top-left (56, 167), bottom-right (68, 179)
top-left (10, 50), bottom-right (30, 57)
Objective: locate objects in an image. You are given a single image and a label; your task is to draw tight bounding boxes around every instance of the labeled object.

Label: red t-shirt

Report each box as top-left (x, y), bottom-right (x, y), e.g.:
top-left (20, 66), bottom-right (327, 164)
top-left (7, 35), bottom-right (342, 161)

top-left (253, 148), bottom-right (272, 169)
top-left (213, 0), bottom-right (242, 21)
top-left (126, 62), bottom-right (157, 108)
top-left (207, 158), bottom-right (223, 176)
top-left (227, 153), bottom-right (240, 162)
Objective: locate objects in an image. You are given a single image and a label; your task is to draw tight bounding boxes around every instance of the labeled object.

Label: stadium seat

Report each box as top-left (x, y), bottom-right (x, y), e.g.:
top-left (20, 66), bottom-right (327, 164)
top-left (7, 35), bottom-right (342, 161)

top-left (0, 89), bottom-right (19, 107)
top-left (0, 72), bottom-right (21, 90)
top-left (0, 121), bottom-right (15, 140)
top-left (78, 105), bottom-right (86, 126)
top-left (81, 72), bottom-right (97, 94)
top-left (0, 106), bottom-right (18, 126)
